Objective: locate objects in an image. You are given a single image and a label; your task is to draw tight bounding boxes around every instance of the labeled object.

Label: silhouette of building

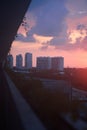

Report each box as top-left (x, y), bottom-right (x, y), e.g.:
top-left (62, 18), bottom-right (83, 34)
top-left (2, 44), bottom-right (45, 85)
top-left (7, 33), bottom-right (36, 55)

top-left (51, 57), bottom-right (64, 71)
top-left (7, 54), bottom-right (13, 68)
top-left (25, 53), bottom-right (32, 69)
top-left (37, 57), bottom-right (51, 70)
top-left (16, 54), bottom-right (23, 68)
top-left (36, 56), bottom-right (64, 71)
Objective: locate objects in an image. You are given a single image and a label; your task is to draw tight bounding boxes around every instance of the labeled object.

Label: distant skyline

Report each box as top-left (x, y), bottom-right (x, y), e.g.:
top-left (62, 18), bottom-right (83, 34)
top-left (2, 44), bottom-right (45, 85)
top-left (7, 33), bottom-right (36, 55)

top-left (11, 0), bottom-right (87, 68)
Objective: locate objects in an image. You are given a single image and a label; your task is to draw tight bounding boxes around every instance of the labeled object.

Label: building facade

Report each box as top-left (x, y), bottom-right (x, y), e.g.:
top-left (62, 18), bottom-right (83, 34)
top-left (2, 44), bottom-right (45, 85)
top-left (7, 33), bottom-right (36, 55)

top-left (37, 57), bottom-right (51, 70)
top-left (25, 53), bottom-right (32, 69)
top-left (16, 54), bottom-right (23, 68)
top-left (51, 57), bottom-right (64, 71)
top-left (7, 54), bottom-right (13, 68)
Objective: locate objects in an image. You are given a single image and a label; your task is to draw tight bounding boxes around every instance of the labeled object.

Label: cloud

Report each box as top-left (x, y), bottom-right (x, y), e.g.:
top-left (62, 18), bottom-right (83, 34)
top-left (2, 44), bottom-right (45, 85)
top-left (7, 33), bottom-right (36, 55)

top-left (77, 24), bottom-right (87, 31)
top-left (40, 27), bottom-right (87, 51)
top-left (29, 0), bottom-right (48, 11)
top-left (15, 0), bottom-right (87, 52)
top-left (49, 37), bottom-right (68, 46)
top-left (48, 35), bottom-right (87, 51)
top-left (15, 0), bottom-right (68, 43)
top-left (67, 0), bottom-right (87, 16)
top-left (27, 0), bottom-right (68, 36)
top-left (33, 34), bottom-right (53, 43)
top-left (79, 36), bottom-right (87, 50)
top-left (15, 33), bottom-right (35, 43)
top-left (16, 0), bottom-right (68, 42)
top-left (40, 45), bottom-right (48, 51)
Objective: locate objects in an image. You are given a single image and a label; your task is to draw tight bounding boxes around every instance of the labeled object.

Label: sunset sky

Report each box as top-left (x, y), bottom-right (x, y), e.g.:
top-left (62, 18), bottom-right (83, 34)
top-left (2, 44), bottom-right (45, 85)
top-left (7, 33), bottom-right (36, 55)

top-left (11, 0), bottom-right (87, 68)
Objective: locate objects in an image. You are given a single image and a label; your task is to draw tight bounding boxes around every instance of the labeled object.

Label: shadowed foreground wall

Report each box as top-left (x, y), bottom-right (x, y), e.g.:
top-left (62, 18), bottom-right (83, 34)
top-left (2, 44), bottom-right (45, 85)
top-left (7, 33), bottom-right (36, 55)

top-left (0, 0), bottom-right (31, 65)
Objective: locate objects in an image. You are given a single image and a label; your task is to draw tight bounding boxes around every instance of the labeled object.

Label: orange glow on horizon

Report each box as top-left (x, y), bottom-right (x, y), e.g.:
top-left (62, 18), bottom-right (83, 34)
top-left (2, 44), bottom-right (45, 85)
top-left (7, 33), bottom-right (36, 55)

top-left (11, 41), bottom-right (87, 68)
top-left (11, 4), bottom-right (87, 68)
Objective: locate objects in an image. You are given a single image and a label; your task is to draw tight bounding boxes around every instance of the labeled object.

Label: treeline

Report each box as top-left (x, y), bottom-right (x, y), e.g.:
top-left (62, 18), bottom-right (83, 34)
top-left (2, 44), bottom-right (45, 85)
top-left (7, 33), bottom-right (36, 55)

top-left (29, 69), bottom-right (65, 80)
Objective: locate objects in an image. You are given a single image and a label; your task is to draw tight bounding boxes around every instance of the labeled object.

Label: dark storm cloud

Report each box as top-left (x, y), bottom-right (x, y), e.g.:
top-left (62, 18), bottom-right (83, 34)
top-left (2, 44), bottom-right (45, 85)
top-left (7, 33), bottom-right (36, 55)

top-left (15, 33), bottom-right (35, 43)
top-left (29, 0), bottom-right (48, 10)
top-left (50, 36), bottom-right (87, 51)
top-left (77, 24), bottom-right (87, 31)
top-left (76, 24), bottom-right (87, 36)
top-left (27, 0), bottom-right (68, 36)
top-left (49, 37), bottom-right (68, 46)
top-left (16, 0), bottom-right (87, 52)
top-left (67, 0), bottom-right (87, 14)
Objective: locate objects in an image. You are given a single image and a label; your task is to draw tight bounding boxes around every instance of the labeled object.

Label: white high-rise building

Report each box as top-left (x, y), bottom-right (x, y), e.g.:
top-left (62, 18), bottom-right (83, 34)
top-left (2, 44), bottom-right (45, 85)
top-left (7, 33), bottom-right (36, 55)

top-left (25, 53), bottom-right (32, 69)
top-left (16, 54), bottom-right (23, 68)
top-left (37, 57), bottom-right (51, 70)
top-left (51, 57), bottom-right (64, 71)
top-left (7, 54), bottom-right (13, 68)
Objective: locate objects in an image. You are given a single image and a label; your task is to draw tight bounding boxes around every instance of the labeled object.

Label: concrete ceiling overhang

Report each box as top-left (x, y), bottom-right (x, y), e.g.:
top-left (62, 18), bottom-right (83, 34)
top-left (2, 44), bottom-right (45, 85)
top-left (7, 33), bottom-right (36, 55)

top-left (0, 0), bottom-right (32, 64)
